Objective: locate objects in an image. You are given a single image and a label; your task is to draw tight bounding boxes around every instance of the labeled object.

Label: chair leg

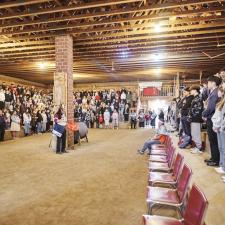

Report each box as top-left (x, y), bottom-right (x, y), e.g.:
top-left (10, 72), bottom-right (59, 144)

top-left (147, 202), bottom-right (155, 215)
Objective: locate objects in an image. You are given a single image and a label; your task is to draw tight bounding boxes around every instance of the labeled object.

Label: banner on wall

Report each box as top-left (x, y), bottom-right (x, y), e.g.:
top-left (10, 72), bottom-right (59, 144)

top-left (139, 82), bottom-right (162, 90)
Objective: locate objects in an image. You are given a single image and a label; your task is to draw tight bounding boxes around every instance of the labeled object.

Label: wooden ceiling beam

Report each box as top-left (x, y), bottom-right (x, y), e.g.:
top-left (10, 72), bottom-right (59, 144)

top-left (0, 0), bottom-right (52, 9)
top-left (74, 28), bottom-right (225, 45)
top-left (1, 5), bottom-right (224, 37)
top-left (1, 40), bottom-right (223, 56)
top-left (0, 0), bottom-right (142, 20)
top-left (2, 13), bottom-right (225, 37)
top-left (0, 1), bottom-right (223, 29)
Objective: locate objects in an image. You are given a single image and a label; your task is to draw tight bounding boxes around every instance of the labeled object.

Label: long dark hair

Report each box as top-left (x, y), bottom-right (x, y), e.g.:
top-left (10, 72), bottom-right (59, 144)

top-left (55, 107), bottom-right (62, 120)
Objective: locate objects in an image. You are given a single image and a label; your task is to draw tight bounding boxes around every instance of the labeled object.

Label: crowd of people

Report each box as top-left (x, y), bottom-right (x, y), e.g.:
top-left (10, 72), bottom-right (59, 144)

top-left (167, 74), bottom-right (225, 183)
top-left (73, 89), bottom-right (138, 129)
top-left (0, 84), bottom-right (54, 141)
top-left (0, 84), bottom-right (142, 142)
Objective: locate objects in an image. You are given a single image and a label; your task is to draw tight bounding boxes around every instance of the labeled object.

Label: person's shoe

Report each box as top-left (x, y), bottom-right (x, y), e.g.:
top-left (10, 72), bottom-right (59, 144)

top-left (191, 148), bottom-right (203, 154)
top-left (185, 144), bottom-right (192, 149)
top-left (62, 151), bottom-right (69, 153)
top-left (215, 167), bottom-right (225, 174)
top-left (137, 149), bottom-right (144, 155)
top-left (207, 161), bottom-right (219, 167)
top-left (204, 158), bottom-right (212, 163)
top-left (56, 152), bottom-right (62, 154)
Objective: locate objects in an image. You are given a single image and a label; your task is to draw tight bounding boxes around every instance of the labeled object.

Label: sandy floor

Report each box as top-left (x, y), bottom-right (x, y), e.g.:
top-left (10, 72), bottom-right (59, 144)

top-left (0, 129), bottom-right (225, 225)
top-left (0, 129), bottom-right (150, 225)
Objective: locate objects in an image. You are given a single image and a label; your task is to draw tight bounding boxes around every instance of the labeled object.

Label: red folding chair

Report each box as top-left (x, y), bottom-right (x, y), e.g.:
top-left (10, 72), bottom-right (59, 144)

top-left (148, 153), bottom-right (184, 188)
top-left (149, 145), bottom-right (175, 163)
top-left (143, 184), bottom-right (209, 225)
top-left (146, 164), bottom-right (192, 214)
top-left (148, 147), bottom-right (175, 172)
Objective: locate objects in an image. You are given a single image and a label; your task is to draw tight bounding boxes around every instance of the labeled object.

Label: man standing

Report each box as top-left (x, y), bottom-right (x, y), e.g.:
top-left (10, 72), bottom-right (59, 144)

top-left (189, 86), bottom-right (204, 154)
top-left (179, 87), bottom-right (194, 148)
top-left (202, 75), bottom-right (222, 166)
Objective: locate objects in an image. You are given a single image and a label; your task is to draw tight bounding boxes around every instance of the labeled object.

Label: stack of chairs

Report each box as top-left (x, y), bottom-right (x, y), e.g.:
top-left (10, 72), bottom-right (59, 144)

top-left (142, 135), bottom-right (209, 225)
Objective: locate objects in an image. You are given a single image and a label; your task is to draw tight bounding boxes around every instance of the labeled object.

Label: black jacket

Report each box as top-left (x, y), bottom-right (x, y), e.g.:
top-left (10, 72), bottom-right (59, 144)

top-left (181, 95), bottom-right (194, 116)
top-left (189, 95), bottom-right (204, 123)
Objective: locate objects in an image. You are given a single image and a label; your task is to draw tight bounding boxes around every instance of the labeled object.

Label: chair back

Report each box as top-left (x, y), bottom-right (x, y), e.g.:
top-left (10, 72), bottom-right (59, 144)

top-left (183, 184), bottom-right (209, 225)
top-left (177, 164), bottom-right (192, 201)
top-left (172, 153), bottom-right (184, 180)
top-left (167, 146), bottom-right (175, 167)
top-left (165, 136), bottom-right (172, 147)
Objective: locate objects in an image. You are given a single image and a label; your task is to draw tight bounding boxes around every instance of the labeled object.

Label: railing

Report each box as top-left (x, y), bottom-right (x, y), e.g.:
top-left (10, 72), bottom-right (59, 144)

top-left (140, 85), bottom-right (175, 97)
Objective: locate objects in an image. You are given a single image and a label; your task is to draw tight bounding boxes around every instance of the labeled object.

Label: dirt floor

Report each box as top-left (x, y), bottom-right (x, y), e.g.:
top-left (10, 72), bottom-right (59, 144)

top-left (0, 128), bottom-right (225, 225)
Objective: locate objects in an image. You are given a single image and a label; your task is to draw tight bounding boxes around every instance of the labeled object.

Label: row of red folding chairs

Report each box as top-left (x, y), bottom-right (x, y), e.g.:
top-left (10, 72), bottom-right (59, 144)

top-left (142, 136), bottom-right (209, 225)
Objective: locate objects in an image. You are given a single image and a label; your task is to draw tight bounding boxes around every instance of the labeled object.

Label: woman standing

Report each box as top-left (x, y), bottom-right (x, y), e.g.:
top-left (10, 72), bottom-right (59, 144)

top-left (54, 107), bottom-right (67, 154)
top-left (11, 110), bottom-right (21, 139)
top-left (23, 109), bottom-right (31, 136)
top-left (104, 109), bottom-right (110, 129)
top-left (111, 109), bottom-right (119, 129)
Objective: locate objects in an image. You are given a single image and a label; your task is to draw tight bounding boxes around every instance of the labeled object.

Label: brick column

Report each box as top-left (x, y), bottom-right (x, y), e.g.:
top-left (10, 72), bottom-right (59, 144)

top-left (54, 35), bottom-right (74, 148)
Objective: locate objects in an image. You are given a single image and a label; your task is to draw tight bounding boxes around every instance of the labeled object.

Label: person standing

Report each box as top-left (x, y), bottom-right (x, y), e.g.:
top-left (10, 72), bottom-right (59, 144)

top-left (0, 88), bottom-right (5, 110)
top-left (0, 110), bottom-right (6, 142)
top-left (111, 109), bottom-right (119, 129)
top-left (124, 104), bottom-right (130, 122)
top-left (138, 110), bottom-right (145, 128)
top-left (23, 110), bottom-right (31, 136)
top-left (180, 87), bottom-right (194, 147)
top-left (158, 109), bottom-right (165, 127)
top-left (36, 110), bottom-right (43, 134)
top-left (202, 75), bottom-right (222, 167)
top-left (54, 107), bottom-right (67, 154)
top-left (150, 110), bottom-right (157, 129)
top-left (104, 109), bottom-right (110, 129)
top-left (41, 110), bottom-right (47, 133)
top-left (212, 82), bottom-right (225, 176)
top-left (189, 86), bottom-right (204, 154)
top-left (10, 110), bottom-right (21, 139)
top-left (130, 110), bottom-right (137, 129)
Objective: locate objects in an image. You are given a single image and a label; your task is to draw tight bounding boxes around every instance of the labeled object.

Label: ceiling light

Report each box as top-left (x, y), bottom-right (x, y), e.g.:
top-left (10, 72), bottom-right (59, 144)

top-left (154, 23), bottom-right (162, 32)
top-left (120, 51), bottom-right (128, 58)
top-left (150, 53), bottom-right (164, 61)
top-left (38, 62), bottom-right (46, 69)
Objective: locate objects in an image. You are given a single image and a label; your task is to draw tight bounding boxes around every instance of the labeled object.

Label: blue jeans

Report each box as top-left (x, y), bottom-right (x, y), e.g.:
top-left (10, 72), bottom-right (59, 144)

top-left (24, 122), bottom-right (30, 135)
top-left (181, 116), bottom-right (191, 137)
top-left (141, 140), bottom-right (161, 153)
top-left (217, 132), bottom-right (225, 171)
top-left (37, 122), bottom-right (42, 133)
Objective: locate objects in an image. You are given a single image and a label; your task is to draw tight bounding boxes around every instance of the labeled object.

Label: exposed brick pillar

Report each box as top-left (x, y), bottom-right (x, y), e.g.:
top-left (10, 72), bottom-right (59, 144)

top-left (54, 35), bottom-right (74, 148)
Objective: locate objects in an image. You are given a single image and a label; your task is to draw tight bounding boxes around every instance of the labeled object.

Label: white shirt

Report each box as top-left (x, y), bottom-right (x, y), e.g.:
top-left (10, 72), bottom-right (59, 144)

top-left (42, 113), bottom-right (47, 123)
top-left (23, 113), bottom-right (31, 124)
top-left (0, 90), bottom-right (5, 102)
